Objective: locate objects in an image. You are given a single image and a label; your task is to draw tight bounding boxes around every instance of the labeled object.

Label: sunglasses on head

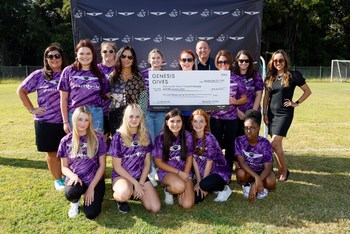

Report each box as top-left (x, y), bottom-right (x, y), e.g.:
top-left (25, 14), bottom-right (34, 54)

top-left (238, 59), bottom-right (249, 64)
top-left (121, 54), bottom-right (134, 60)
top-left (102, 49), bottom-right (114, 54)
top-left (47, 54), bottom-right (61, 60)
top-left (217, 60), bottom-right (229, 65)
top-left (180, 58), bottom-right (194, 63)
top-left (273, 59), bottom-right (285, 64)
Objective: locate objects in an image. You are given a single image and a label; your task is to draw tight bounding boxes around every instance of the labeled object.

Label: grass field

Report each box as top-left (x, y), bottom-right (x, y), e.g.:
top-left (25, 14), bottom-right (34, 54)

top-left (0, 80), bottom-right (349, 233)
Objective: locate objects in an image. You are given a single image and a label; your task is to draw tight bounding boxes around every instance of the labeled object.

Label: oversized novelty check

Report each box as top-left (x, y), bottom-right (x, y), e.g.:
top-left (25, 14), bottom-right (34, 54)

top-left (149, 70), bottom-right (230, 111)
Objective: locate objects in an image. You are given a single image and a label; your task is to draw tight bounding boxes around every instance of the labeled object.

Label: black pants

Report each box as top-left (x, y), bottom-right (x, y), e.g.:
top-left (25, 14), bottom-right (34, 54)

top-left (109, 107), bottom-right (125, 137)
top-left (64, 179), bottom-right (105, 219)
top-left (195, 173), bottom-right (226, 203)
top-left (210, 118), bottom-right (239, 170)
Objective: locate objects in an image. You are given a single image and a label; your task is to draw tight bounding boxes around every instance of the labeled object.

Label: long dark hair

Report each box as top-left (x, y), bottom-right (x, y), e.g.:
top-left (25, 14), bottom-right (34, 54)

top-left (233, 50), bottom-right (257, 80)
top-left (265, 49), bottom-right (291, 88)
top-left (162, 109), bottom-right (187, 161)
top-left (43, 43), bottom-right (68, 80)
top-left (110, 45), bottom-right (140, 86)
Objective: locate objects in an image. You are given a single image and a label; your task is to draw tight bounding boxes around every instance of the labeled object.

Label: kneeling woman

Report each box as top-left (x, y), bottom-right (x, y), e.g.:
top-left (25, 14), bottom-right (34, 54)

top-left (190, 109), bottom-right (232, 203)
top-left (58, 106), bottom-right (107, 219)
top-left (109, 104), bottom-right (160, 213)
top-left (235, 109), bottom-right (276, 203)
top-left (153, 109), bottom-right (195, 209)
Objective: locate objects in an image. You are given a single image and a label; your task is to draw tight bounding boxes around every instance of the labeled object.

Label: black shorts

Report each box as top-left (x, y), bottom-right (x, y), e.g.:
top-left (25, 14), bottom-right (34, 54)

top-left (103, 115), bottom-right (110, 135)
top-left (35, 120), bottom-right (66, 152)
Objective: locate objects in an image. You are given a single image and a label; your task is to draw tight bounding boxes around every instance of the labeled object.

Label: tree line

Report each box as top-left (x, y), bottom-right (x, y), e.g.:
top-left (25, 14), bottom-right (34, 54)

top-left (1, 0), bottom-right (349, 66)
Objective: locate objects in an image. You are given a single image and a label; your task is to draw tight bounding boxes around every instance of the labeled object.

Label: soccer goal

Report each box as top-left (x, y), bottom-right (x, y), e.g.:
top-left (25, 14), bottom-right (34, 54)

top-left (330, 60), bottom-right (350, 82)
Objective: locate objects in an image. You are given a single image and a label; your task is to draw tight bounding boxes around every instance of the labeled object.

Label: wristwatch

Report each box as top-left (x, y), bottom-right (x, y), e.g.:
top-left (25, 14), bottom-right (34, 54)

top-left (295, 100), bottom-right (300, 106)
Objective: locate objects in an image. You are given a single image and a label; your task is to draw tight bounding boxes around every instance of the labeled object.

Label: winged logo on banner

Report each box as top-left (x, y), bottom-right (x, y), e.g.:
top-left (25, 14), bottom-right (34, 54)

top-left (198, 36), bottom-right (214, 41)
top-left (102, 38), bottom-right (119, 42)
top-left (86, 12), bottom-right (103, 16)
top-left (150, 12), bottom-right (167, 16)
top-left (232, 9), bottom-right (242, 17)
top-left (244, 11), bottom-right (260, 15)
top-left (200, 9), bottom-right (210, 17)
top-left (213, 11), bottom-right (229, 16)
top-left (134, 37), bottom-right (151, 42)
top-left (74, 10), bottom-right (83, 18)
top-left (105, 10), bottom-right (114, 17)
top-left (153, 35), bottom-right (163, 43)
top-left (229, 36), bottom-right (244, 41)
top-left (169, 9), bottom-right (178, 17)
top-left (118, 12), bottom-right (134, 16)
top-left (182, 11), bottom-right (198, 16)
top-left (137, 9), bottom-right (147, 17)
top-left (166, 37), bottom-right (182, 41)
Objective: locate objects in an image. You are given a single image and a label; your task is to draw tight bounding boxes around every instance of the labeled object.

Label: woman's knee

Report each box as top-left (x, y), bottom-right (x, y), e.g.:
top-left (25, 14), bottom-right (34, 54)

top-left (236, 169), bottom-right (249, 184)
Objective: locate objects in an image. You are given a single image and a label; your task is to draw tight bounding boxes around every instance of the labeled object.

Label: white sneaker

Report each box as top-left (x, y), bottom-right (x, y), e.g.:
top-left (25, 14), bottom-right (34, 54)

top-left (242, 184), bottom-right (251, 199)
top-left (68, 201), bottom-right (79, 218)
top-left (257, 188), bottom-right (268, 199)
top-left (54, 179), bottom-right (65, 191)
top-left (148, 168), bottom-right (158, 187)
top-left (214, 185), bottom-right (232, 202)
top-left (164, 188), bottom-right (174, 205)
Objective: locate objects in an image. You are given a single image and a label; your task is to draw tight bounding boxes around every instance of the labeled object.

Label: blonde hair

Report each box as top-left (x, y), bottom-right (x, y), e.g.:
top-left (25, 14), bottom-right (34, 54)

top-left (117, 104), bottom-right (150, 147)
top-left (71, 106), bottom-right (98, 158)
top-left (265, 49), bottom-right (291, 88)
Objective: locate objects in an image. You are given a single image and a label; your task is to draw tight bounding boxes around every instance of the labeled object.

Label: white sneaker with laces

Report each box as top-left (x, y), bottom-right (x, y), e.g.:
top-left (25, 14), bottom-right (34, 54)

top-left (242, 184), bottom-right (251, 199)
top-left (214, 185), bottom-right (232, 202)
top-left (68, 201), bottom-right (79, 218)
top-left (257, 188), bottom-right (268, 199)
top-left (164, 188), bottom-right (174, 205)
top-left (54, 179), bottom-right (65, 191)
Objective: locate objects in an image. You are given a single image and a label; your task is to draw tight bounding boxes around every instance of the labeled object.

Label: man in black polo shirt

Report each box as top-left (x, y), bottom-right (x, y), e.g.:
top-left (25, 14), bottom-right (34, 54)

top-left (195, 40), bottom-right (217, 70)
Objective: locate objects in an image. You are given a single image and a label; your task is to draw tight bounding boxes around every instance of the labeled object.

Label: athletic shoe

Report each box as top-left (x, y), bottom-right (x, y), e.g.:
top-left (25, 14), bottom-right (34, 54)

top-left (54, 179), bottom-right (65, 191)
top-left (68, 201), bottom-right (79, 218)
top-left (164, 188), bottom-right (174, 205)
top-left (257, 188), bottom-right (269, 199)
top-left (214, 185), bottom-right (232, 202)
top-left (242, 183), bottom-right (251, 199)
top-left (148, 168), bottom-right (158, 187)
top-left (117, 202), bottom-right (130, 214)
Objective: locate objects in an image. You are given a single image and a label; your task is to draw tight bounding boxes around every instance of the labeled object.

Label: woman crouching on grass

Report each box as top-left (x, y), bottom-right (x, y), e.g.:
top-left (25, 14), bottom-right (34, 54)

top-left (235, 109), bottom-right (276, 203)
top-left (109, 104), bottom-right (160, 214)
top-left (189, 109), bottom-right (232, 203)
top-left (153, 109), bottom-right (195, 209)
top-left (57, 106), bottom-right (107, 219)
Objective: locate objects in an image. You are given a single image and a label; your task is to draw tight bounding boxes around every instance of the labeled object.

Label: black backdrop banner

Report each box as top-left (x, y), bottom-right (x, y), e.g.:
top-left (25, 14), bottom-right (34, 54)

top-left (70, 0), bottom-right (263, 70)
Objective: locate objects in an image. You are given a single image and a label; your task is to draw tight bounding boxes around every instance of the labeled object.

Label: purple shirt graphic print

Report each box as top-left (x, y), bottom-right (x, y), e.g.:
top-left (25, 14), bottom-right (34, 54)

top-left (57, 132), bottom-right (107, 185)
top-left (20, 69), bottom-right (63, 123)
top-left (235, 135), bottom-right (273, 173)
top-left (109, 132), bottom-right (153, 180)
top-left (193, 132), bottom-right (232, 184)
top-left (152, 131), bottom-right (194, 182)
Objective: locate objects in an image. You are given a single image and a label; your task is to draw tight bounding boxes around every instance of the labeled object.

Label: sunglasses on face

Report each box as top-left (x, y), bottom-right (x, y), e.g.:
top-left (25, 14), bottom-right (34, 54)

top-left (102, 49), bottom-right (114, 54)
top-left (180, 58), bottom-right (194, 63)
top-left (238, 59), bottom-right (249, 64)
top-left (47, 54), bottom-right (61, 60)
top-left (273, 59), bottom-right (285, 64)
top-left (217, 60), bottom-right (229, 65)
top-left (121, 54), bottom-right (134, 60)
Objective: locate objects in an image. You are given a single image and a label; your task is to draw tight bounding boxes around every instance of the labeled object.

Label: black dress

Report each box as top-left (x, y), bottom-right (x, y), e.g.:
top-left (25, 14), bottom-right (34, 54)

top-left (267, 71), bottom-right (306, 137)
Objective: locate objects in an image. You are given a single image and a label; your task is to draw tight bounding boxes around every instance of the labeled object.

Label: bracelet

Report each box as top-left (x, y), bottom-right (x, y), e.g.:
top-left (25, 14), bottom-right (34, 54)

top-left (295, 100), bottom-right (300, 106)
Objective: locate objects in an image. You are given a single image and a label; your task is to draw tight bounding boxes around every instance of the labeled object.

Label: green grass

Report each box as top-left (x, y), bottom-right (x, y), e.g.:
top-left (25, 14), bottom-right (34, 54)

top-left (0, 81), bottom-right (349, 233)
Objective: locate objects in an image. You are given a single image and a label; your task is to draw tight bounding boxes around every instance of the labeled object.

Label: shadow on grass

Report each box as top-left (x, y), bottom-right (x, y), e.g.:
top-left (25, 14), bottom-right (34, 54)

top-left (0, 156), bottom-right (47, 170)
top-left (94, 154), bottom-right (350, 231)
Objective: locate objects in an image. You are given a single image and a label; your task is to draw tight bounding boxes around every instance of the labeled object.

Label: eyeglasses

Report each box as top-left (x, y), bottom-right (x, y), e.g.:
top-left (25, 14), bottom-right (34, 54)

top-left (217, 60), bottom-right (229, 65)
top-left (238, 59), bottom-right (250, 64)
top-left (180, 58), bottom-right (194, 63)
top-left (47, 54), bottom-right (61, 60)
top-left (273, 59), bottom-right (285, 64)
top-left (102, 49), bottom-right (114, 54)
top-left (243, 127), bottom-right (258, 132)
top-left (121, 54), bottom-right (134, 60)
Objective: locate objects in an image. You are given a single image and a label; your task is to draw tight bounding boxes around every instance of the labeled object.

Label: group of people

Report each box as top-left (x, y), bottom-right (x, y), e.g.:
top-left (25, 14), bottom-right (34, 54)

top-left (17, 39), bottom-right (311, 219)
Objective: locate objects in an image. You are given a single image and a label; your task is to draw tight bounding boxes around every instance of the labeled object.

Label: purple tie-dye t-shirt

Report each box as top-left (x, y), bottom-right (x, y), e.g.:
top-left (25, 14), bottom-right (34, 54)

top-left (234, 72), bottom-right (263, 113)
top-left (235, 135), bottom-right (273, 172)
top-left (211, 74), bottom-right (247, 120)
top-left (193, 132), bottom-right (232, 184)
top-left (98, 63), bottom-right (114, 115)
top-left (109, 132), bottom-right (153, 180)
top-left (152, 131), bottom-right (194, 182)
top-left (58, 66), bottom-right (109, 113)
top-left (20, 69), bottom-right (63, 123)
top-left (57, 132), bottom-right (107, 185)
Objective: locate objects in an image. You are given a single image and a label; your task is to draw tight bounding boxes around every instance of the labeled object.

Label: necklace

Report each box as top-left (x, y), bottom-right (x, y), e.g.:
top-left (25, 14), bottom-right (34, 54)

top-left (277, 73), bottom-right (283, 81)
